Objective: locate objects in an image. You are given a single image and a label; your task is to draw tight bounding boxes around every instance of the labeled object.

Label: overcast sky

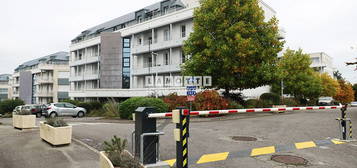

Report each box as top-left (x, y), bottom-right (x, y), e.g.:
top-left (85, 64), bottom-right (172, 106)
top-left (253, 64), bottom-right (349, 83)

top-left (0, 0), bottom-right (356, 83)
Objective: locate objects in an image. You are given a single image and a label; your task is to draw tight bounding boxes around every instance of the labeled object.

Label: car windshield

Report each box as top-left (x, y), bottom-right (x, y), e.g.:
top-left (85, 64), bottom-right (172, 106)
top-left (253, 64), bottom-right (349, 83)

top-left (319, 97), bottom-right (332, 101)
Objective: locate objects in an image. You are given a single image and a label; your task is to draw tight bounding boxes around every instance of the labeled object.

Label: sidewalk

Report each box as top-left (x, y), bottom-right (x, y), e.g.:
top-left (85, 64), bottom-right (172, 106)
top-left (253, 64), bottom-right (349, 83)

top-left (0, 125), bottom-right (99, 168)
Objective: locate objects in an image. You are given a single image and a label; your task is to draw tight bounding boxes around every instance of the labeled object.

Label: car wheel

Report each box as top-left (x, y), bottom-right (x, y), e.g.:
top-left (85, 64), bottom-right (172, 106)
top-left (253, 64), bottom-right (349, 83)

top-left (50, 112), bottom-right (57, 118)
top-left (77, 111), bottom-right (85, 118)
top-left (36, 113), bottom-right (42, 118)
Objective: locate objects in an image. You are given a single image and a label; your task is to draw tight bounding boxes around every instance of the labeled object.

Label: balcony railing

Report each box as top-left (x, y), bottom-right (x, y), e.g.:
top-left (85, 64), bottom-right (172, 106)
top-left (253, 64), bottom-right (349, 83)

top-left (35, 91), bottom-right (53, 97)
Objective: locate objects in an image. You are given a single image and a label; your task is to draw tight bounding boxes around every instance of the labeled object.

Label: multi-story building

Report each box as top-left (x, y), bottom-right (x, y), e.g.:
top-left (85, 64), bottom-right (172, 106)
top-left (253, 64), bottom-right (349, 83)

top-left (11, 52), bottom-right (70, 104)
top-left (0, 74), bottom-right (11, 101)
top-left (69, 0), bottom-right (279, 100)
top-left (309, 52), bottom-right (335, 77)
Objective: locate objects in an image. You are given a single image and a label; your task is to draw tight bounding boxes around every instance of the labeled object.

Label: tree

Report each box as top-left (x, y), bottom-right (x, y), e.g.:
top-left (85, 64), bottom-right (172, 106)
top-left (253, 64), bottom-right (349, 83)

top-left (333, 70), bottom-right (344, 80)
top-left (334, 80), bottom-right (355, 104)
top-left (274, 49), bottom-right (322, 102)
top-left (320, 73), bottom-right (339, 97)
top-left (352, 84), bottom-right (357, 101)
top-left (182, 0), bottom-right (284, 95)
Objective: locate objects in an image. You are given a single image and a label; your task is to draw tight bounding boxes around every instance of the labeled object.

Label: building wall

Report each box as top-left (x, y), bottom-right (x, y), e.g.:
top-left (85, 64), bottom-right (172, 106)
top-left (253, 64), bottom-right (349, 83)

top-left (100, 32), bottom-right (123, 88)
top-left (309, 52), bottom-right (334, 77)
top-left (19, 71), bottom-right (33, 104)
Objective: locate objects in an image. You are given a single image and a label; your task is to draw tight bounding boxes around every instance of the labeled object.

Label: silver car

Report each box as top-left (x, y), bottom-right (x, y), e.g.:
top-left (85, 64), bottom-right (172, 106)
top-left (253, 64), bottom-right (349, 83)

top-left (351, 102), bottom-right (357, 107)
top-left (44, 103), bottom-right (87, 118)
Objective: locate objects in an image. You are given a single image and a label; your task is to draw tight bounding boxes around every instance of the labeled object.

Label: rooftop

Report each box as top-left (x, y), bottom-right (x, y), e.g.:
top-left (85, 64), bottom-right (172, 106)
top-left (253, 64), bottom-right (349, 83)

top-left (72, 0), bottom-right (186, 43)
top-left (15, 51), bottom-right (69, 72)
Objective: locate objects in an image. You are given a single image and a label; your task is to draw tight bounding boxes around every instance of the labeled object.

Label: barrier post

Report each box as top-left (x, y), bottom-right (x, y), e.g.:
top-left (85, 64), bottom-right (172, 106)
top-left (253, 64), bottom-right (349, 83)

top-left (134, 107), bottom-right (158, 164)
top-left (173, 108), bottom-right (189, 168)
top-left (340, 104), bottom-right (348, 140)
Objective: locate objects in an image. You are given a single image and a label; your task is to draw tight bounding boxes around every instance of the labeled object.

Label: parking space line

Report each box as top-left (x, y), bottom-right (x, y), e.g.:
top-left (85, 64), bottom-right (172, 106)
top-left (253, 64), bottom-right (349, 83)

top-left (250, 146), bottom-right (275, 156)
top-left (164, 139), bottom-right (349, 167)
top-left (295, 141), bottom-right (316, 149)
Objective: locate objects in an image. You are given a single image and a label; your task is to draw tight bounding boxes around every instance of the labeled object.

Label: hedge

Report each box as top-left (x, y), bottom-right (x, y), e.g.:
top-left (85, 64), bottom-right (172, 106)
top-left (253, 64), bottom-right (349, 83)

top-left (119, 97), bottom-right (168, 119)
top-left (0, 99), bottom-right (25, 114)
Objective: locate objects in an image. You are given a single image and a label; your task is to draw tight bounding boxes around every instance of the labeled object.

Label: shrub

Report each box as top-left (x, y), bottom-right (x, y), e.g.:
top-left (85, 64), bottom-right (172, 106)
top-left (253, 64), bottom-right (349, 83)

top-left (103, 136), bottom-right (141, 168)
top-left (260, 93), bottom-right (281, 105)
top-left (45, 118), bottom-right (68, 127)
top-left (103, 100), bottom-right (120, 118)
top-left (193, 90), bottom-right (229, 111)
top-left (244, 99), bottom-right (259, 108)
top-left (0, 99), bottom-right (25, 115)
top-left (119, 97), bottom-right (168, 119)
top-left (162, 93), bottom-right (189, 111)
top-left (228, 101), bottom-right (244, 109)
top-left (282, 98), bottom-right (299, 106)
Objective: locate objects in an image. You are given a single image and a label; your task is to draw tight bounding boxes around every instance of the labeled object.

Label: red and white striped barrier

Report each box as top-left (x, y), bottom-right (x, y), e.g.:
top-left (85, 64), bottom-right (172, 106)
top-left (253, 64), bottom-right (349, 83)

top-left (148, 105), bottom-right (343, 118)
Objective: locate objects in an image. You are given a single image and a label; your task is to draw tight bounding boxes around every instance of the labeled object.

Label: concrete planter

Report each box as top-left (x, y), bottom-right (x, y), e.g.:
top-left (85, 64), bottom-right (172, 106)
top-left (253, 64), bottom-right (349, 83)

top-left (12, 115), bottom-right (36, 129)
top-left (40, 122), bottom-right (72, 146)
top-left (100, 151), bottom-right (144, 168)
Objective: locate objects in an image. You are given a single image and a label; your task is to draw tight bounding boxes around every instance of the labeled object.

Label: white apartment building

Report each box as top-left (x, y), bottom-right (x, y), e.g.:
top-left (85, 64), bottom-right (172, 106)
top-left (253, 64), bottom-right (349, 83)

top-left (309, 52), bottom-right (335, 77)
top-left (11, 52), bottom-right (70, 104)
top-left (69, 0), bottom-right (279, 100)
top-left (0, 74), bottom-right (11, 101)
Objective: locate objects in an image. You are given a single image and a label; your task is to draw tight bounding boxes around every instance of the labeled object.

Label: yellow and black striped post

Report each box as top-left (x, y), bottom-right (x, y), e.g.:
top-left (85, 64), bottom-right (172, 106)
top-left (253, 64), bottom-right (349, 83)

top-left (341, 104), bottom-right (348, 140)
top-left (349, 121), bottom-right (353, 139)
top-left (173, 108), bottom-right (189, 168)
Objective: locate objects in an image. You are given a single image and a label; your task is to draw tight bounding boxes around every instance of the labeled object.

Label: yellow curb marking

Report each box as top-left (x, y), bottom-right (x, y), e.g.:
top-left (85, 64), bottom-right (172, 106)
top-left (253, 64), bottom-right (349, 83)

top-left (196, 152), bottom-right (229, 164)
top-left (331, 140), bottom-right (346, 144)
top-left (295, 141), bottom-right (316, 149)
top-left (251, 146), bottom-right (276, 156)
top-left (164, 159), bottom-right (176, 167)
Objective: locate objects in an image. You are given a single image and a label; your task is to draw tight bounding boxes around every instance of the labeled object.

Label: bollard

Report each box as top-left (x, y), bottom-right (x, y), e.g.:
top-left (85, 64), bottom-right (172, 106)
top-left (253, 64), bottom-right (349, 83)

top-left (134, 107), bottom-right (158, 164)
top-left (173, 107), bottom-right (190, 168)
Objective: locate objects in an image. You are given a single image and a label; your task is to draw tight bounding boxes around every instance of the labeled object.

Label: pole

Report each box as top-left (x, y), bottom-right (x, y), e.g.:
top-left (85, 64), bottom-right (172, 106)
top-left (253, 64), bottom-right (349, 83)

top-left (341, 104), bottom-right (348, 140)
top-left (174, 108), bottom-right (189, 168)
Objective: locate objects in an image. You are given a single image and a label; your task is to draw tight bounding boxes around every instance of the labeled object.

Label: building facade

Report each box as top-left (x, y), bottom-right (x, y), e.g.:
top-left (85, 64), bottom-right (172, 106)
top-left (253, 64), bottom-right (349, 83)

top-left (309, 52), bottom-right (335, 77)
top-left (0, 74), bottom-right (11, 101)
top-left (11, 52), bottom-right (70, 104)
top-left (69, 0), bottom-right (278, 100)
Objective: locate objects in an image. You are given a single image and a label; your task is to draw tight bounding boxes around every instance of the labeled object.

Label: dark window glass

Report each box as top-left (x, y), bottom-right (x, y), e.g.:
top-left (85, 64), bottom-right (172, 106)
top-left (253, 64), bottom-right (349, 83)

top-left (124, 38), bottom-right (130, 43)
top-left (124, 58), bottom-right (130, 63)
top-left (124, 62), bottom-right (130, 66)
top-left (55, 103), bottom-right (65, 107)
top-left (123, 68), bottom-right (130, 73)
top-left (124, 42), bottom-right (130, 48)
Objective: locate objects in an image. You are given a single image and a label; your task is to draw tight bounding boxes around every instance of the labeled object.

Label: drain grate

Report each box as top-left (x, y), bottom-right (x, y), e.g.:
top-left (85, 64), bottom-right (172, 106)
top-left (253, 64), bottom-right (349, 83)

top-left (231, 136), bottom-right (257, 141)
top-left (271, 155), bottom-right (308, 165)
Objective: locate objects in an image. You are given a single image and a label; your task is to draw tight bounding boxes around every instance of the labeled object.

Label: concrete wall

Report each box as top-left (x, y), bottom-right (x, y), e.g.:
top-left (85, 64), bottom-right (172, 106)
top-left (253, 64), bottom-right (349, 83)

top-left (100, 32), bottom-right (123, 89)
top-left (19, 71), bottom-right (33, 104)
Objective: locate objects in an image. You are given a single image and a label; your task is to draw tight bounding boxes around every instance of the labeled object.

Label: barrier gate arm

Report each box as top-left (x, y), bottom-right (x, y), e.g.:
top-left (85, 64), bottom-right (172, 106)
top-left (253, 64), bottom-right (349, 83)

top-left (148, 104), bottom-right (343, 118)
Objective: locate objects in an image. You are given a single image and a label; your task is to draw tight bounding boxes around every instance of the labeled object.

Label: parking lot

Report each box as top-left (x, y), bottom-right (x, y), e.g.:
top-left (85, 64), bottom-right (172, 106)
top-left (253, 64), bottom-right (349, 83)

top-left (0, 107), bottom-right (357, 168)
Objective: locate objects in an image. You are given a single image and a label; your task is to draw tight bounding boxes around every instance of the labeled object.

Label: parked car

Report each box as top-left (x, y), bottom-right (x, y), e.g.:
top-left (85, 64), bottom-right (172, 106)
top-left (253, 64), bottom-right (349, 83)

top-left (351, 102), bottom-right (357, 107)
top-left (13, 105), bottom-right (24, 113)
top-left (44, 103), bottom-right (87, 118)
top-left (21, 104), bottom-right (46, 118)
top-left (318, 97), bottom-right (335, 106)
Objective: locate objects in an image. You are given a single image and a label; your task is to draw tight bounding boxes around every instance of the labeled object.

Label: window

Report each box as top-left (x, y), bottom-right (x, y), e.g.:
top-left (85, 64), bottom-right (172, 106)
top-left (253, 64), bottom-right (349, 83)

top-left (64, 103), bottom-right (75, 108)
top-left (55, 103), bottom-right (65, 107)
top-left (164, 29), bottom-right (170, 41)
top-left (163, 6), bottom-right (169, 14)
top-left (123, 48), bottom-right (131, 53)
top-left (164, 52), bottom-right (170, 65)
top-left (123, 53), bottom-right (130, 58)
top-left (181, 25), bottom-right (186, 38)
top-left (122, 37), bottom-right (131, 89)
top-left (137, 38), bottom-right (142, 45)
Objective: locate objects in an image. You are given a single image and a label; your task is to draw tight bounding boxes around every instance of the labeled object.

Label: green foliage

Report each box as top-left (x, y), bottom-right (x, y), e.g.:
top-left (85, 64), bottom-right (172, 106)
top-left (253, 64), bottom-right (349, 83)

top-left (353, 84), bottom-right (357, 101)
top-left (0, 99), bottom-right (25, 115)
top-left (45, 118), bottom-right (68, 127)
top-left (282, 98), bottom-right (299, 106)
top-left (274, 49), bottom-right (323, 102)
top-left (320, 73), bottom-right (339, 97)
top-left (103, 100), bottom-right (120, 118)
top-left (62, 99), bottom-right (81, 106)
top-left (119, 97), bottom-right (168, 119)
top-left (228, 101), bottom-right (243, 109)
top-left (334, 80), bottom-right (355, 104)
top-left (182, 0), bottom-right (284, 93)
top-left (260, 93), bottom-right (281, 105)
top-left (244, 99), bottom-right (259, 108)
top-left (103, 136), bottom-right (142, 168)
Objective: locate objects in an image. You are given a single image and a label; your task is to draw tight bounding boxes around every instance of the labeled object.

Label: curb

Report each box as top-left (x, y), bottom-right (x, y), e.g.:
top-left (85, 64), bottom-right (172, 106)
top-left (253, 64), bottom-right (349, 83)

top-left (72, 137), bottom-right (100, 154)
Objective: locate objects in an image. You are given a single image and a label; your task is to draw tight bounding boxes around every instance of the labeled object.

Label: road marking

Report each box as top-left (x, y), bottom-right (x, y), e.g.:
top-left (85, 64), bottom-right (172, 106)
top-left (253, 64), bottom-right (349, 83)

top-left (331, 139), bottom-right (346, 144)
top-left (295, 141), bottom-right (316, 149)
top-left (164, 159), bottom-right (176, 167)
top-left (251, 146), bottom-right (275, 156)
top-left (196, 152), bottom-right (229, 164)
top-left (164, 139), bottom-right (349, 167)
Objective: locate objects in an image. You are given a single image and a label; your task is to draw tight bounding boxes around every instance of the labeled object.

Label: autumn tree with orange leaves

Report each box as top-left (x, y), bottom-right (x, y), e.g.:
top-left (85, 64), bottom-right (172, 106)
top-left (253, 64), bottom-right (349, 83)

top-left (334, 80), bottom-right (355, 104)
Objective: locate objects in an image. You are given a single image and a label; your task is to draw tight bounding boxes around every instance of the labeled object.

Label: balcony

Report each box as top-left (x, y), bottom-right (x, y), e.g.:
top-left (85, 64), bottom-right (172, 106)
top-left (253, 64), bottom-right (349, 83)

top-left (70, 75), bottom-right (84, 82)
top-left (132, 38), bottom-right (187, 55)
top-left (35, 78), bottom-right (53, 84)
top-left (34, 91), bottom-right (53, 97)
top-left (132, 64), bottom-right (181, 76)
top-left (84, 73), bottom-right (99, 80)
top-left (70, 56), bottom-right (99, 67)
